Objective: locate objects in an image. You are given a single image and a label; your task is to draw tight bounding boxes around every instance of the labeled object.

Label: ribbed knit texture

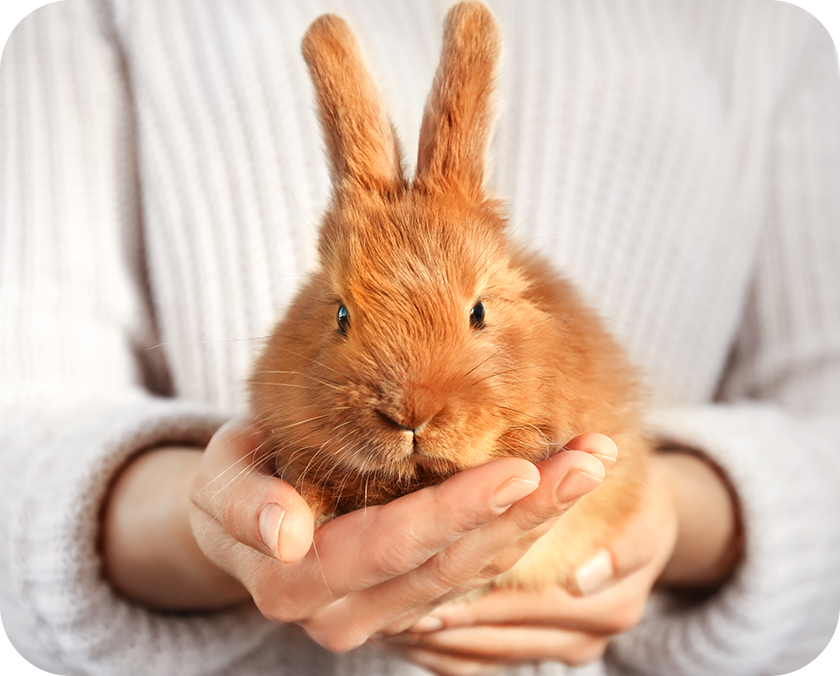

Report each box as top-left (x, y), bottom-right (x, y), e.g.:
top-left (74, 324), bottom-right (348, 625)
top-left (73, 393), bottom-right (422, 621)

top-left (1, 1), bottom-right (839, 675)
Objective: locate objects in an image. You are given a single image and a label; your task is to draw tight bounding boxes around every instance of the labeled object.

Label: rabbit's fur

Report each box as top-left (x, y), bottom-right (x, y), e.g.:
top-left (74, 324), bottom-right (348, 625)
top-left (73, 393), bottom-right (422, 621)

top-left (250, 1), bottom-right (648, 590)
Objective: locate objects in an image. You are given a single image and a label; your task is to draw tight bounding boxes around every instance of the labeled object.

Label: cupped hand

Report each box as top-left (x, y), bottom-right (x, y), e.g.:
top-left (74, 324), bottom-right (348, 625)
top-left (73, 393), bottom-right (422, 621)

top-left (188, 418), bottom-right (613, 653)
top-left (384, 435), bottom-right (679, 675)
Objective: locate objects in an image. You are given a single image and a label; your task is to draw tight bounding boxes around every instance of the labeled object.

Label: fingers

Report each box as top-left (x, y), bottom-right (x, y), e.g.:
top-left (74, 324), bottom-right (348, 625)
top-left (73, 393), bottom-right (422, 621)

top-left (411, 583), bottom-right (647, 636)
top-left (187, 418), bottom-right (327, 625)
top-left (309, 457), bottom-right (541, 596)
top-left (401, 463), bottom-right (677, 637)
top-left (393, 626), bottom-right (608, 669)
top-left (190, 417), bottom-right (314, 563)
top-left (434, 449), bottom-right (606, 589)
top-left (276, 458), bottom-right (542, 637)
top-left (564, 433), bottom-right (618, 471)
top-left (193, 431), bottom-right (547, 648)
top-left (316, 436), bottom-right (611, 601)
top-left (466, 437), bottom-right (618, 591)
top-left (326, 450), bottom-right (606, 640)
top-left (446, 447), bottom-right (608, 593)
top-left (392, 647), bottom-right (504, 676)
top-left (391, 441), bottom-right (677, 639)
top-left (194, 424), bottom-right (612, 589)
top-left (192, 420), bottom-right (626, 658)
top-left (569, 461), bottom-right (677, 597)
top-left (503, 449), bottom-right (606, 529)
top-left (601, 490), bottom-right (670, 581)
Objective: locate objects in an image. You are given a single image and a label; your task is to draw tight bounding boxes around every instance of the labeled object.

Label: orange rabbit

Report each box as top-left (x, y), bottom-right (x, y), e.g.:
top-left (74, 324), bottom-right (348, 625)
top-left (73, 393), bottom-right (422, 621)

top-left (250, 0), bottom-right (648, 590)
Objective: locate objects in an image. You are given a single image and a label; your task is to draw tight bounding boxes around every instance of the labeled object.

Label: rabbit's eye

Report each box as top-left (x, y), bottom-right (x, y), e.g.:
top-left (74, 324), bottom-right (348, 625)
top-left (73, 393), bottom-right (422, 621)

top-left (337, 305), bottom-right (350, 336)
top-left (470, 301), bottom-right (485, 329)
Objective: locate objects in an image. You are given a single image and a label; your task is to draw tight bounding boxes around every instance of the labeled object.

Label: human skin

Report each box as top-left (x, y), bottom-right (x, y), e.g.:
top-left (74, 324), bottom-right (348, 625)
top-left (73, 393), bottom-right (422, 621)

top-left (101, 418), bottom-right (741, 665)
top-left (386, 452), bottom-right (741, 674)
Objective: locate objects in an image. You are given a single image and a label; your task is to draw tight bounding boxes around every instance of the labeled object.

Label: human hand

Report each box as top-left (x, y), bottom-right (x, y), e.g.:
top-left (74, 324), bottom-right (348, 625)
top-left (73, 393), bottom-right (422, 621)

top-left (383, 434), bottom-right (679, 674)
top-left (384, 441), bottom-right (743, 675)
top-left (188, 418), bottom-right (612, 652)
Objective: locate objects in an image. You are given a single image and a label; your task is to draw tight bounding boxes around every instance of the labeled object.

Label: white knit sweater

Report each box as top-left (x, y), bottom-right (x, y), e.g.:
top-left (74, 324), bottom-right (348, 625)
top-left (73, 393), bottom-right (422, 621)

top-left (1, 1), bottom-right (839, 675)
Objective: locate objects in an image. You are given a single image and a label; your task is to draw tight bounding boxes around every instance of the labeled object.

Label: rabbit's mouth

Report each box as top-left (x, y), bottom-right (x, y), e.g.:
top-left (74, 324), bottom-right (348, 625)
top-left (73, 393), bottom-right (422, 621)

top-left (310, 453), bottom-right (461, 519)
top-left (355, 441), bottom-right (462, 480)
top-left (406, 450), bottom-right (462, 477)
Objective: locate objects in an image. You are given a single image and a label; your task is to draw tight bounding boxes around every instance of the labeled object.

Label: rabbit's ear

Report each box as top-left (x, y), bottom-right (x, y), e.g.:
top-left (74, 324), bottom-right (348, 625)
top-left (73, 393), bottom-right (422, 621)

top-left (302, 15), bottom-right (404, 194)
top-left (415, 2), bottom-right (501, 196)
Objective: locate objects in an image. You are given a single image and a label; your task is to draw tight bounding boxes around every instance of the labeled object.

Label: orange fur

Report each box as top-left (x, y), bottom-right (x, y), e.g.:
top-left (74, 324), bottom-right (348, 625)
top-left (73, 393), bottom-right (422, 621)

top-left (249, 1), bottom-right (649, 589)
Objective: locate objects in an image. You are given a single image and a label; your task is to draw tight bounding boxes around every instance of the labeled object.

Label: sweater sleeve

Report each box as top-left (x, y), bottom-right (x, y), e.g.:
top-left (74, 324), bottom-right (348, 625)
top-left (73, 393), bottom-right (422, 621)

top-left (0, 2), bottom-right (278, 674)
top-left (609, 12), bottom-right (840, 676)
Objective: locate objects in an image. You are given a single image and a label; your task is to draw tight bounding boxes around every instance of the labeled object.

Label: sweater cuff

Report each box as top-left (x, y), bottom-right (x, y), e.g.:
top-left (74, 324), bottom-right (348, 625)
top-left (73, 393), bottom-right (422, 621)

top-left (1, 397), bottom-right (279, 675)
top-left (608, 404), bottom-right (840, 676)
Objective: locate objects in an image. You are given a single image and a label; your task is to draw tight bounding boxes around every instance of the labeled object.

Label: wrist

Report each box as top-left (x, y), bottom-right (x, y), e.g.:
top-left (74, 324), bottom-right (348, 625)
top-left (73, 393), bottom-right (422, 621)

top-left (101, 446), bottom-right (249, 610)
top-left (653, 450), bottom-right (743, 591)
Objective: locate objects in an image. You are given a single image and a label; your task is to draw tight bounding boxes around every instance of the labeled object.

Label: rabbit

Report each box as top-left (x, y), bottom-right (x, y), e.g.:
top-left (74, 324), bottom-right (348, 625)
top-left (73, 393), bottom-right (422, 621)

top-left (249, 0), bottom-right (649, 591)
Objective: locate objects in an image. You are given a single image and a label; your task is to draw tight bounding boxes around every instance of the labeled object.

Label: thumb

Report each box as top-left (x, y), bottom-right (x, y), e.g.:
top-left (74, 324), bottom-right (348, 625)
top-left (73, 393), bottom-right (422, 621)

top-left (191, 417), bottom-right (315, 563)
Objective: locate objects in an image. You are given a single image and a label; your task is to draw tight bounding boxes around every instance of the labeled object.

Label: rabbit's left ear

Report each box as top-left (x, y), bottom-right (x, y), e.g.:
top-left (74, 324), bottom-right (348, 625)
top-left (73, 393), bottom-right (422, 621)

top-left (415, 2), bottom-right (501, 196)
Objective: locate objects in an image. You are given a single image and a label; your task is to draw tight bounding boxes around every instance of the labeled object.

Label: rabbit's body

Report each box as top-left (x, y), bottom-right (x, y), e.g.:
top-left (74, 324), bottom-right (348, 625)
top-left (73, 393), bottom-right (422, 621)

top-left (250, 1), bottom-right (648, 590)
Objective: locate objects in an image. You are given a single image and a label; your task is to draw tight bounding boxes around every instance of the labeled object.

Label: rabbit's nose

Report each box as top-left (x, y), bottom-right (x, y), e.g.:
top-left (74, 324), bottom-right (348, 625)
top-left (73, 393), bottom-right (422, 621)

top-left (376, 407), bottom-right (438, 434)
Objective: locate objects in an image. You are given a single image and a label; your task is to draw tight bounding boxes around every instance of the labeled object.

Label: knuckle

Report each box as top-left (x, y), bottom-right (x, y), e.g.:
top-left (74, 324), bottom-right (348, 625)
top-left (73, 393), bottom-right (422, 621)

top-left (509, 502), bottom-right (560, 534)
top-left (319, 635), bottom-right (359, 653)
top-left (510, 507), bottom-right (546, 532)
top-left (478, 562), bottom-right (505, 581)
top-left (423, 550), bottom-right (472, 594)
top-left (368, 534), bottom-right (421, 578)
top-left (478, 555), bottom-right (515, 581)
top-left (309, 626), bottom-right (368, 654)
top-left (255, 598), bottom-right (304, 624)
top-left (276, 607), bottom-right (306, 624)
top-left (483, 538), bottom-right (534, 577)
top-left (431, 481), bottom-right (488, 533)
top-left (251, 583), bottom-right (308, 624)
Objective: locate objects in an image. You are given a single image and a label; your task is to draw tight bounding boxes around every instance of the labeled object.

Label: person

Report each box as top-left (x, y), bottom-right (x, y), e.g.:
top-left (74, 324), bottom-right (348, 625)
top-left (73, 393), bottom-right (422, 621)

top-left (1, 1), bottom-right (838, 675)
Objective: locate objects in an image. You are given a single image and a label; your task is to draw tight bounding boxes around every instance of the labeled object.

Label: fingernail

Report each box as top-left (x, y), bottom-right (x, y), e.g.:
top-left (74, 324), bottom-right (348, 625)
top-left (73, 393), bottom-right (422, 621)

top-left (581, 436), bottom-right (617, 471)
top-left (494, 476), bottom-right (540, 509)
top-left (555, 469), bottom-right (603, 506)
top-left (259, 503), bottom-right (286, 559)
top-left (592, 451), bottom-right (617, 471)
top-left (410, 616), bottom-right (444, 633)
top-left (573, 549), bottom-right (614, 596)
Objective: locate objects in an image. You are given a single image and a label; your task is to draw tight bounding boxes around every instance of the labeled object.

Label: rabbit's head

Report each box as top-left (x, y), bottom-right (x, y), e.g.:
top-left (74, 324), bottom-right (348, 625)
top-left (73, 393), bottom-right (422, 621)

top-left (250, 2), bottom-right (638, 519)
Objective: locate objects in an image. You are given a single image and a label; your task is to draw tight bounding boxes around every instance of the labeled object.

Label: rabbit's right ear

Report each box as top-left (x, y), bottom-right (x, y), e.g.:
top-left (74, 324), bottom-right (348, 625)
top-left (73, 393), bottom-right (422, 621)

top-left (302, 15), bottom-right (404, 194)
top-left (415, 2), bottom-right (501, 196)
